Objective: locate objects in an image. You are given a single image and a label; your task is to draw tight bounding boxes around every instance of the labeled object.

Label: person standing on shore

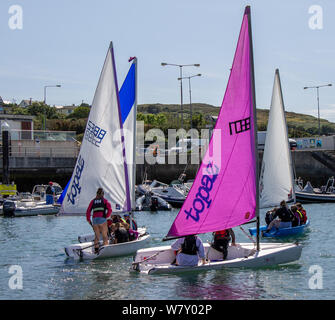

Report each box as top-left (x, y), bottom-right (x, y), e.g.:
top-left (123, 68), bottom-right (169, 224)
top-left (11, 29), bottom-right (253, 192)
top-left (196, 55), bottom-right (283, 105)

top-left (86, 188), bottom-right (112, 253)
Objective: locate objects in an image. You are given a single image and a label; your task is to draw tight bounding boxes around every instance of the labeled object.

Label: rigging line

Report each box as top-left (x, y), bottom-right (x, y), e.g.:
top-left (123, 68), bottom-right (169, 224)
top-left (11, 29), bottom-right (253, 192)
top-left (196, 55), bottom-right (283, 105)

top-left (239, 225), bottom-right (256, 247)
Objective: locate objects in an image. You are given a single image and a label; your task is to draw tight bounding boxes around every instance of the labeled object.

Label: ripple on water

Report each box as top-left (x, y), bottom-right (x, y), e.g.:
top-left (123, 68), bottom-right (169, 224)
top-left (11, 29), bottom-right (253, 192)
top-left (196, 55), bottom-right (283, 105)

top-left (0, 204), bottom-right (335, 299)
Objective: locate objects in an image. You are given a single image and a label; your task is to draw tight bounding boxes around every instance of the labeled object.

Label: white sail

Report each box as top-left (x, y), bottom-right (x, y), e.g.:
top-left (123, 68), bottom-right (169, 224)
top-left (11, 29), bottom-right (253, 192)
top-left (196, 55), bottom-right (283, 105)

top-left (61, 42), bottom-right (130, 214)
top-left (259, 69), bottom-right (295, 208)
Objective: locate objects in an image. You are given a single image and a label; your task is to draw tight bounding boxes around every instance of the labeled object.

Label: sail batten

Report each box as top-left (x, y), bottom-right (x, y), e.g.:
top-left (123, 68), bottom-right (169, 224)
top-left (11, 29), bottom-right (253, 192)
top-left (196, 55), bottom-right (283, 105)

top-left (166, 7), bottom-right (257, 238)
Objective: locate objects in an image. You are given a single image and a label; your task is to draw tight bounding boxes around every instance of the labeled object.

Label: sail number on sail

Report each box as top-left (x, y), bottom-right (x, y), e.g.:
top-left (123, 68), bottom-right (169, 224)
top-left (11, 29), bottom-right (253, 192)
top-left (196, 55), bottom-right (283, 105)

top-left (229, 117), bottom-right (251, 135)
top-left (85, 120), bottom-right (107, 147)
top-left (66, 155), bottom-right (85, 205)
top-left (184, 161), bottom-right (219, 222)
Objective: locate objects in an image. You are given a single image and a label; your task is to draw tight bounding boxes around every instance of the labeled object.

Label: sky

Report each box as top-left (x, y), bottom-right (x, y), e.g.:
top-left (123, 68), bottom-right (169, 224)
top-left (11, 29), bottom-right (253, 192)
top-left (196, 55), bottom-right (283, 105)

top-left (0, 0), bottom-right (335, 121)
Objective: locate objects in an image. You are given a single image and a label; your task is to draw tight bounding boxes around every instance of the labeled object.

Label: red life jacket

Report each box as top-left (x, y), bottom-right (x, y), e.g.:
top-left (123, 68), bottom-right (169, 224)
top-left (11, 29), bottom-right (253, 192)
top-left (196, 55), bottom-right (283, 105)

top-left (91, 198), bottom-right (107, 218)
top-left (297, 209), bottom-right (307, 224)
top-left (214, 230), bottom-right (230, 241)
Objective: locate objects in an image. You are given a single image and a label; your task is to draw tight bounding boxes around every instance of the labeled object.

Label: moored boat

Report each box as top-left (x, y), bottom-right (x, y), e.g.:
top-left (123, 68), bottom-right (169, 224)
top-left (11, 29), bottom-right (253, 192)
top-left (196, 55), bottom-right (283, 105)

top-left (295, 178), bottom-right (335, 203)
top-left (2, 199), bottom-right (59, 217)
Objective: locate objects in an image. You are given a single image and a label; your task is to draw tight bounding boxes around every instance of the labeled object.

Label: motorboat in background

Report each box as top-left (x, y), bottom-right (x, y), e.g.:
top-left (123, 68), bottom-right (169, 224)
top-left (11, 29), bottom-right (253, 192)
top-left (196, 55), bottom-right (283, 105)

top-left (1, 183), bottom-right (63, 217)
top-left (135, 193), bottom-right (171, 211)
top-left (2, 199), bottom-right (60, 217)
top-left (295, 177), bottom-right (335, 203)
top-left (31, 183), bottom-right (63, 202)
top-left (136, 173), bottom-right (190, 208)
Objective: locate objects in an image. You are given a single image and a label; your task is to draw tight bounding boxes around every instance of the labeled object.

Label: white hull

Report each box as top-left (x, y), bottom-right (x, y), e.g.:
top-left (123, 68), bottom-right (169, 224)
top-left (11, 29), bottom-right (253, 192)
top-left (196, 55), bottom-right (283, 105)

top-left (65, 234), bottom-right (151, 260)
top-left (132, 242), bottom-right (302, 274)
top-left (295, 191), bottom-right (335, 203)
top-left (77, 227), bottom-right (147, 243)
top-left (13, 204), bottom-right (60, 217)
top-left (2, 199), bottom-right (60, 217)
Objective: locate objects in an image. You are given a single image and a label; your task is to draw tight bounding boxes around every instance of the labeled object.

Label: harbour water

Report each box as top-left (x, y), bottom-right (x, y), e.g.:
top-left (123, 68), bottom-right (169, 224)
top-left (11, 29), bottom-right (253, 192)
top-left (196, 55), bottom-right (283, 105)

top-left (0, 202), bottom-right (334, 300)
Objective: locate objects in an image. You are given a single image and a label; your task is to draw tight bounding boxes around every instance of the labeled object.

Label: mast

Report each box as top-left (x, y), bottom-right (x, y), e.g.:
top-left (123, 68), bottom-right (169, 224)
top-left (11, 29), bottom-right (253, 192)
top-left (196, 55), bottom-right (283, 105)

top-left (133, 57), bottom-right (138, 211)
top-left (130, 57), bottom-right (138, 227)
top-left (246, 6), bottom-right (260, 251)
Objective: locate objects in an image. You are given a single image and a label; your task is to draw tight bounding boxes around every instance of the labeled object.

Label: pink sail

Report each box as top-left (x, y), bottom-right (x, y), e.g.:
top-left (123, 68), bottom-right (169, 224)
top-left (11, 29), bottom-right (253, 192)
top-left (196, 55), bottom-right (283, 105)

top-left (167, 7), bottom-right (257, 238)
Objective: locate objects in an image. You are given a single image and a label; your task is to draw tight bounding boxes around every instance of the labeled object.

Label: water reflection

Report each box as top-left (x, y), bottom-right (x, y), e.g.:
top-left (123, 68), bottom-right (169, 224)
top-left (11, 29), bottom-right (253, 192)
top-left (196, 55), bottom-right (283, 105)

top-left (172, 270), bottom-right (267, 300)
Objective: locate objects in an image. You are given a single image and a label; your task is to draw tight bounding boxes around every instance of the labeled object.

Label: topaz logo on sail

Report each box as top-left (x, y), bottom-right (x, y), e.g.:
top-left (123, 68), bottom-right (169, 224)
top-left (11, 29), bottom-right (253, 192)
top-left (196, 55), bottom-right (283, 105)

top-left (67, 155), bottom-right (85, 205)
top-left (184, 162), bottom-right (219, 222)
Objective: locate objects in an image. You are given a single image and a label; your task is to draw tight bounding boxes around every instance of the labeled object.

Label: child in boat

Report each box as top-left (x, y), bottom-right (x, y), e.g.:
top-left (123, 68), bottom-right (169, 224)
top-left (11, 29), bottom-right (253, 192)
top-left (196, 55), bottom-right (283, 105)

top-left (296, 203), bottom-right (307, 225)
top-left (123, 213), bottom-right (138, 230)
top-left (110, 222), bottom-right (129, 244)
top-left (211, 228), bottom-right (236, 260)
top-left (263, 200), bottom-right (293, 233)
top-left (265, 207), bottom-right (277, 226)
top-left (123, 213), bottom-right (138, 241)
top-left (171, 235), bottom-right (206, 266)
top-left (290, 205), bottom-right (301, 227)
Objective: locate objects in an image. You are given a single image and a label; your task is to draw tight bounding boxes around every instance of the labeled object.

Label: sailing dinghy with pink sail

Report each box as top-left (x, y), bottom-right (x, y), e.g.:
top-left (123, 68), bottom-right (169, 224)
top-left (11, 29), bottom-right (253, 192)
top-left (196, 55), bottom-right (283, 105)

top-left (132, 6), bottom-right (302, 274)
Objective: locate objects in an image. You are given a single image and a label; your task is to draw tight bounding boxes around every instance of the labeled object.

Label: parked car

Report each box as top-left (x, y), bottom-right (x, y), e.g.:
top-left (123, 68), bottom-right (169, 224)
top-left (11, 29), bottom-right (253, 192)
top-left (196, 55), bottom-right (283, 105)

top-left (168, 138), bottom-right (208, 154)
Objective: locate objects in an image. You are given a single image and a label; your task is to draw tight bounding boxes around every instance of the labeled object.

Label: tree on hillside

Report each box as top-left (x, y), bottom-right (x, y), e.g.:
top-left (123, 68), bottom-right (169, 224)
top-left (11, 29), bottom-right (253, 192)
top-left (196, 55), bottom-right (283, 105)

top-left (136, 113), bottom-right (146, 121)
top-left (147, 105), bottom-right (159, 114)
top-left (306, 127), bottom-right (319, 136)
top-left (66, 106), bottom-right (90, 119)
top-left (321, 125), bottom-right (335, 135)
top-left (11, 106), bottom-right (29, 115)
top-left (155, 113), bottom-right (167, 126)
top-left (191, 113), bottom-right (205, 129)
top-left (27, 102), bottom-right (59, 119)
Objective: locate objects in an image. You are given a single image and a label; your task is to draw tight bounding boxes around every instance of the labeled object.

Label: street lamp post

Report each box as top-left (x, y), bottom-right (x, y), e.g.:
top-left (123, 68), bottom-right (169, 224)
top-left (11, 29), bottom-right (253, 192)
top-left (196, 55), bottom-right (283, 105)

top-left (161, 63), bottom-right (200, 129)
top-left (178, 74), bottom-right (202, 130)
top-left (43, 84), bottom-right (61, 131)
top-left (1, 121), bottom-right (10, 185)
top-left (304, 83), bottom-right (332, 136)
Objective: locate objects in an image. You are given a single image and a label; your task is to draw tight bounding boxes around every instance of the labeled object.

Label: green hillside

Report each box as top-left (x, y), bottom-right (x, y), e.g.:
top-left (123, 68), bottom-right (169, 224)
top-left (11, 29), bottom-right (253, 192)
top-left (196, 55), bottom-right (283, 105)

top-left (138, 103), bottom-right (335, 137)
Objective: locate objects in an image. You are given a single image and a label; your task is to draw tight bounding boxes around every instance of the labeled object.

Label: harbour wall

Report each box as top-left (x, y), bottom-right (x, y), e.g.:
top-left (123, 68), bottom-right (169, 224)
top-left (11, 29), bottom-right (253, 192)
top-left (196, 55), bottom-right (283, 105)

top-left (1, 150), bottom-right (335, 191)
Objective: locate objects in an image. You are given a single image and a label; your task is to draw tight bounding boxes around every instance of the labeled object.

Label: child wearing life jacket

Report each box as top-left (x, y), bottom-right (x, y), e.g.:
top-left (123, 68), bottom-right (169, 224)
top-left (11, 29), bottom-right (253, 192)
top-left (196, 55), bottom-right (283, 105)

top-left (290, 205), bottom-right (301, 227)
top-left (296, 203), bottom-right (307, 225)
top-left (265, 207), bottom-right (277, 226)
top-left (211, 228), bottom-right (236, 260)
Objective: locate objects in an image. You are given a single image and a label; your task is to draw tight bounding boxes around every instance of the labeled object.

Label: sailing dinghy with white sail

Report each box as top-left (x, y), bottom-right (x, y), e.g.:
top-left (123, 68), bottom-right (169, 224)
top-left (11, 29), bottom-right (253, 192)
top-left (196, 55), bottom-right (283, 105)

top-left (249, 69), bottom-right (310, 237)
top-left (132, 6), bottom-right (302, 274)
top-left (62, 44), bottom-right (150, 259)
top-left (258, 69), bottom-right (295, 209)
